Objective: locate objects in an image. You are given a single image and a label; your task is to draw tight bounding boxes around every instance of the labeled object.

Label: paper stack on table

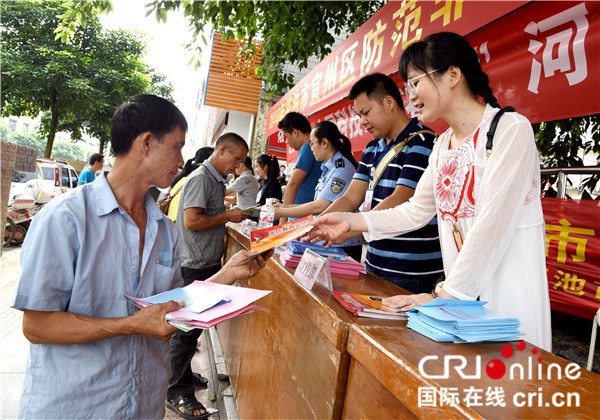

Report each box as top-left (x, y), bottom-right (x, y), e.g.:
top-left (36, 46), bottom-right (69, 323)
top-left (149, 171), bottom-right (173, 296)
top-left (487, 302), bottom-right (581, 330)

top-left (279, 241), bottom-right (366, 275)
top-left (332, 291), bottom-right (407, 320)
top-left (126, 281), bottom-right (271, 332)
top-left (407, 298), bottom-right (523, 343)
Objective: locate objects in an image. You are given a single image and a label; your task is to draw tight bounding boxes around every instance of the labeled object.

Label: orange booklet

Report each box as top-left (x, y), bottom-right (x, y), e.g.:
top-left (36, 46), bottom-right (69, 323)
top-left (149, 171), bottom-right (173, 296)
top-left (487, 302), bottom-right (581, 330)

top-left (250, 215), bottom-right (314, 252)
top-left (332, 291), bottom-right (407, 320)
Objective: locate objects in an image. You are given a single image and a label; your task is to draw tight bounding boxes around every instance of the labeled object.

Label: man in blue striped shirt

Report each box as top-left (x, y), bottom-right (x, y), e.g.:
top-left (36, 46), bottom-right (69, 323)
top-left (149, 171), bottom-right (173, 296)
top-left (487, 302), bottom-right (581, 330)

top-left (322, 73), bottom-right (443, 293)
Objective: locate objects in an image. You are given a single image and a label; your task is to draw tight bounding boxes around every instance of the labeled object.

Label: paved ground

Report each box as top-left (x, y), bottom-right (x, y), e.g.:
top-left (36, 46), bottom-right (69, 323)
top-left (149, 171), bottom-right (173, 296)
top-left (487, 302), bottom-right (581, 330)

top-left (1, 244), bottom-right (598, 419)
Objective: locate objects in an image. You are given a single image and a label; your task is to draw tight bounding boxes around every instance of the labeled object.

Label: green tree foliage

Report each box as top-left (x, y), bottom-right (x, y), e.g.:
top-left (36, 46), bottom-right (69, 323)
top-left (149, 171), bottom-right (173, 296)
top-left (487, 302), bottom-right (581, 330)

top-left (5, 131), bottom-right (46, 157)
top-left (1, 122), bottom-right (86, 161)
top-left (148, 0), bottom-right (384, 94)
top-left (57, 0), bottom-right (384, 96)
top-left (52, 138), bottom-right (87, 161)
top-left (534, 115), bottom-right (600, 199)
top-left (1, 0), bottom-right (173, 158)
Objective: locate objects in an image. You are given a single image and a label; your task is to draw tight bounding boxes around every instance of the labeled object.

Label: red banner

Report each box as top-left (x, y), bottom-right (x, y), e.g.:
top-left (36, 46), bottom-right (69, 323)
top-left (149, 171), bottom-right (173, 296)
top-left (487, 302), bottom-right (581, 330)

top-left (266, 0), bottom-right (530, 137)
top-left (265, 132), bottom-right (287, 160)
top-left (543, 198), bottom-right (600, 319)
top-left (468, 1), bottom-right (600, 125)
top-left (266, 1), bottom-right (600, 161)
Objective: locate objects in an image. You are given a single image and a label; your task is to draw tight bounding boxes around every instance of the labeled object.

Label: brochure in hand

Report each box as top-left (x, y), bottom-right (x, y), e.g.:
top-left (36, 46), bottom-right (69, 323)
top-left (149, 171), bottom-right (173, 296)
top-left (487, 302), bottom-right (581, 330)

top-left (126, 281), bottom-right (272, 332)
top-left (250, 215), bottom-right (314, 252)
top-left (332, 291), bottom-right (407, 320)
top-left (407, 298), bottom-right (523, 343)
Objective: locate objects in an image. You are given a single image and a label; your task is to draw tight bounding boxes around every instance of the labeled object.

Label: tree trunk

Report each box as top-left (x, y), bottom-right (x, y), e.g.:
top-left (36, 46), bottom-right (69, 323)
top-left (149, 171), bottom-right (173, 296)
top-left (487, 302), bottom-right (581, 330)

top-left (44, 89), bottom-right (59, 158)
top-left (99, 137), bottom-right (106, 155)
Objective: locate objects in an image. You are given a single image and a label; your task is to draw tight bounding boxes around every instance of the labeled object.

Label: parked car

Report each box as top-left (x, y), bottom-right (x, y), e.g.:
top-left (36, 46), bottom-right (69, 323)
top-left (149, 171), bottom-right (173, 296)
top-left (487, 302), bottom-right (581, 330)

top-left (10, 158), bottom-right (79, 205)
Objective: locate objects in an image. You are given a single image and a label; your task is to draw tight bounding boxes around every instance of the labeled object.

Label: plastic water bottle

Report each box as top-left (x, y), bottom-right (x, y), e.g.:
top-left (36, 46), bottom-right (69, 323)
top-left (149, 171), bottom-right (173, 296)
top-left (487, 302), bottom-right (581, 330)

top-left (258, 198), bottom-right (276, 229)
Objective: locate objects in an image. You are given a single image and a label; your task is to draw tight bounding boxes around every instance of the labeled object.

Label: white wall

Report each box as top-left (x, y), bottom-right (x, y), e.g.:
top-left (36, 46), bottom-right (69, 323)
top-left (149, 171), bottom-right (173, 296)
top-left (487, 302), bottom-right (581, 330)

top-left (226, 110), bottom-right (255, 144)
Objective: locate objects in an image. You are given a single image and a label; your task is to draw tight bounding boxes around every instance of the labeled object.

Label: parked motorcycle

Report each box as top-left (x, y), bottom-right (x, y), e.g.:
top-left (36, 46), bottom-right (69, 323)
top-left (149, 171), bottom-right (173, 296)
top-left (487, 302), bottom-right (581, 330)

top-left (4, 193), bottom-right (44, 247)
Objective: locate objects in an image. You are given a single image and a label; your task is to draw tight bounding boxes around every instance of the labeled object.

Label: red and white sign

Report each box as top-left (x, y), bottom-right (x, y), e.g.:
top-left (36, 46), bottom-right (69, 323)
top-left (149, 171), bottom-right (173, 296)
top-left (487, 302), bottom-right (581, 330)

top-left (543, 197), bottom-right (600, 320)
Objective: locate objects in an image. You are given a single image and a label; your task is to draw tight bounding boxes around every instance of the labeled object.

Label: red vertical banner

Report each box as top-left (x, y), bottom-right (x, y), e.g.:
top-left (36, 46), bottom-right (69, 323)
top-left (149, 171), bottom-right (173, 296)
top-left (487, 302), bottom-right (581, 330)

top-left (542, 198), bottom-right (600, 319)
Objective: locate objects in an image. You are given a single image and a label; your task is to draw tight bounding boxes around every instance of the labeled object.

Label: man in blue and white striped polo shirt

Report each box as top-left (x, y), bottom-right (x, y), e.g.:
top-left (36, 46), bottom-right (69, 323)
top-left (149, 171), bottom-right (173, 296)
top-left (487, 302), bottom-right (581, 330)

top-left (322, 73), bottom-right (443, 293)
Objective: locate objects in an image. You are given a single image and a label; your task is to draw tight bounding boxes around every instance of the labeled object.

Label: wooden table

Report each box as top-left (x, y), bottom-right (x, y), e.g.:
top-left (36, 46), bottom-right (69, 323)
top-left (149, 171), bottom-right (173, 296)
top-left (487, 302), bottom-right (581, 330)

top-left (220, 225), bottom-right (600, 419)
top-left (345, 324), bottom-right (600, 419)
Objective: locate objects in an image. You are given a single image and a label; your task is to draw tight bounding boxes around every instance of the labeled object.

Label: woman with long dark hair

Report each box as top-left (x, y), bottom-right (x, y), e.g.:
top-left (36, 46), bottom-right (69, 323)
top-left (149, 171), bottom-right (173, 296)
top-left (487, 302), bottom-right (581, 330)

top-left (255, 154), bottom-right (282, 206)
top-left (308, 32), bottom-right (551, 350)
top-left (275, 120), bottom-right (362, 260)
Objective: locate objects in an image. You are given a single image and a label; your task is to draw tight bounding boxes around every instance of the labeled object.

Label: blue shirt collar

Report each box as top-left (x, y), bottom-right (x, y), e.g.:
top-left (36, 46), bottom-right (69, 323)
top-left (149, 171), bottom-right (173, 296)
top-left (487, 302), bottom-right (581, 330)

top-left (92, 174), bottom-right (164, 221)
top-left (320, 151), bottom-right (343, 176)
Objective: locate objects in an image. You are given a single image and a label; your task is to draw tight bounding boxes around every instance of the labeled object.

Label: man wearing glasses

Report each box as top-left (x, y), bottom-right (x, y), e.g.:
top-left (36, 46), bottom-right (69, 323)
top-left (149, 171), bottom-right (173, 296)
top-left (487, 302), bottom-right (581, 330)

top-left (320, 73), bottom-right (444, 294)
top-left (168, 133), bottom-right (252, 419)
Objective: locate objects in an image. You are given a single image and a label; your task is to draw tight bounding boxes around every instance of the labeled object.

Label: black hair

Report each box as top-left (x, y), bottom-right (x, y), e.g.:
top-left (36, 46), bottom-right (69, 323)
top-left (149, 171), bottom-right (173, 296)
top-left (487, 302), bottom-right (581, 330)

top-left (398, 32), bottom-right (500, 108)
top-left (215, 132), bottom-right (249, 151)
top-left (170, 146), bottom-right (214, 187)
top-left (348, 73), bottom-right (404, 110)
top-left (110, 94), bottom-right (188, 156)
top-left (277, 112), bottom-right (311, 134)
top-left (242, 156), bottom-right (254, 174)
top-left (194, 146), bottom-right (214, 165)
top-left (89, 153), bottom-right (104, 165)
top-left (256, 154), bottom-right (280, 179)
top-left (312, 121), bottom-right (358, 169)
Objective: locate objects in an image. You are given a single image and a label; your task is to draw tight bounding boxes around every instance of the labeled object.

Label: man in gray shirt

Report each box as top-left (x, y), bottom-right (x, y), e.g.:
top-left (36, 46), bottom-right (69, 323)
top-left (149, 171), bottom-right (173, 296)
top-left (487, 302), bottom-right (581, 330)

top-left (168, 133), bottom-right (252, 419)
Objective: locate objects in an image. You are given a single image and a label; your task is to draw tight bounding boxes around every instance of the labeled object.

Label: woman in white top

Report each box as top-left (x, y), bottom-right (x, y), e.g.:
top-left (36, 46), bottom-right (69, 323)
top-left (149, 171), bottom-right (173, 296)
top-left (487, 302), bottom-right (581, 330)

top-left (308, 32), bottom-right (551, 351)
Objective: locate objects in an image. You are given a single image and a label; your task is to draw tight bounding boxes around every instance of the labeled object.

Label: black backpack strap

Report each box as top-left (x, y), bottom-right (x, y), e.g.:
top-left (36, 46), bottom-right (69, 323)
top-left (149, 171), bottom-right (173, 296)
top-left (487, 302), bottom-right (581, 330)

top-left (486, 106), bottom-right (515, 152)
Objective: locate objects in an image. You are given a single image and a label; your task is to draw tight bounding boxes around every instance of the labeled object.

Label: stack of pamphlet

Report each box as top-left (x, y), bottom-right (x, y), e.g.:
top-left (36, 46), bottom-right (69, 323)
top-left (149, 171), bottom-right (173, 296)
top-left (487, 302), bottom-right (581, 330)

top-left (287, 241), bottom-right (348, 260)
top-left (332, 291), bottom-right (407, 320)
top-left (279, 241), bottom-right (366, 275)
top-left (407, 298), bottom-right (523, 343)
top-left (126, 281), bottom-right (271, 332)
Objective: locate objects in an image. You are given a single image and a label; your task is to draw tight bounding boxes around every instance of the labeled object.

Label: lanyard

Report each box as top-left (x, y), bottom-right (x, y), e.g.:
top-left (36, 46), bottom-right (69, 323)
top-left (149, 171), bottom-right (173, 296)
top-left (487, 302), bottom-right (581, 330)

top-left (369, 133), bottom-right (403, 181)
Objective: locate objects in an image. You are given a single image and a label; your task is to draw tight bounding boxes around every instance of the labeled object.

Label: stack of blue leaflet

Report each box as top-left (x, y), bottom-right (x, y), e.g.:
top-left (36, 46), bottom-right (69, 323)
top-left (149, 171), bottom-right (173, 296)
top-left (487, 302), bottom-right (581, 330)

top-left (286, 241), bottom-right (348, 260)
top-left (407, 298), bottom-right (523, 343)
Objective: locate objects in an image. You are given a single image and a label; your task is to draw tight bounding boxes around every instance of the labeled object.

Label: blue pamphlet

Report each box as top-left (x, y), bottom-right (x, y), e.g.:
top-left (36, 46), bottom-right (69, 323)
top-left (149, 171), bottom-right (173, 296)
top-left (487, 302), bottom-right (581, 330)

top-left (286, 241), bottom-right (347, 260)
top-left (407, 298), bottom-right (523, 343)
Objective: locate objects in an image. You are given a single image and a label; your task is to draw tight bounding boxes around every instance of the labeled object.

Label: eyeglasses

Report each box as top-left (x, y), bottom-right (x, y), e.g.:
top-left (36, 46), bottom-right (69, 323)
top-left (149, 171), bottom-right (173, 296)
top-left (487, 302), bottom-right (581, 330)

top-left (405, 69), bottom-right (439, 99)
top-left (309, 140), bottom-right (320, 147)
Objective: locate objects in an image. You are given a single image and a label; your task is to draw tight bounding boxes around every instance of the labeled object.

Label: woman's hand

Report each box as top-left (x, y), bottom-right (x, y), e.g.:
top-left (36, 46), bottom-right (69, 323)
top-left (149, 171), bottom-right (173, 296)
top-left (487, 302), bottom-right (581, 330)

top-left (303, 212), bottom-right (350, 245)
top-left (382, 293), bottom-right (434, 311)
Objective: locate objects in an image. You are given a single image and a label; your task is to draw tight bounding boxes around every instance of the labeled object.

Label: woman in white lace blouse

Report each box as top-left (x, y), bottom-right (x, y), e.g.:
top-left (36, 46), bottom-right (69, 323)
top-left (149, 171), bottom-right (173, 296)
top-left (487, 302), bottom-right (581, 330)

top-left (308, 32), bottom-right (551, 350)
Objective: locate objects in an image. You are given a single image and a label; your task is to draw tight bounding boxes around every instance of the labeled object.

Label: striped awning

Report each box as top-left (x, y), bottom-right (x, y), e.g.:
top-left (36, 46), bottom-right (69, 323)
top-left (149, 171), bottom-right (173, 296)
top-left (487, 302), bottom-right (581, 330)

top-left (204, 32), bottom-right (263, 114)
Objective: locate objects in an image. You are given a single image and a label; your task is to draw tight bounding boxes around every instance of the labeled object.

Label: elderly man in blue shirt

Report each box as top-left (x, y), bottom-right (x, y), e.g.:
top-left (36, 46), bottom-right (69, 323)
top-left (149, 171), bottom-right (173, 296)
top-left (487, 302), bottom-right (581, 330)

top-left (11, 94), bottom-right (271, 420)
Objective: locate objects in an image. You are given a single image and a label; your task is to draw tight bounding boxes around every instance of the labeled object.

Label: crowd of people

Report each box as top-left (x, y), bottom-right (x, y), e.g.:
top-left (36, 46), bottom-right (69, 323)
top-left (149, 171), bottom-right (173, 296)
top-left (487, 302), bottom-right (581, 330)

top-left (10, 31), bottom-right (550, 420)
